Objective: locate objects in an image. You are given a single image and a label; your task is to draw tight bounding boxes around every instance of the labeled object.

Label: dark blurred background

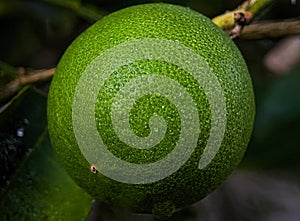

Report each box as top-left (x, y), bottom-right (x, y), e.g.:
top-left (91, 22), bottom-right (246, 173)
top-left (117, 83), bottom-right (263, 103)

top-left (1, 0), bottom-right (300, 220)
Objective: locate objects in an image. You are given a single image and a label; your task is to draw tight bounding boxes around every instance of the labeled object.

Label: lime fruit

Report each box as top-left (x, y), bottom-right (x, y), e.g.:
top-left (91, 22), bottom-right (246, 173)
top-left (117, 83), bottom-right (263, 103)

top-left (48, 3), bottom-right (255, 219)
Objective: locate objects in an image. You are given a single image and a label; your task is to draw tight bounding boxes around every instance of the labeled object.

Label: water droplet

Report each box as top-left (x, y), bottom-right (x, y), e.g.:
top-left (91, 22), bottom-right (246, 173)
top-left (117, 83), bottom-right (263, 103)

top-left (147, 76), bottom-right (153, 83)
top-left (17, 128), bottom-right (24, 137)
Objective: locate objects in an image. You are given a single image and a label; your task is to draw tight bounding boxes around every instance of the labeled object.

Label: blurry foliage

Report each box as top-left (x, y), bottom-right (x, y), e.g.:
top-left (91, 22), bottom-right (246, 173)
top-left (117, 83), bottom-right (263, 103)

top-left (0, 0), bottom-right (300, 220)
top-left (242, 63), bottom-right (300, 170)
top-left (0, 87), bottom-right (92, 220)
top-left (0, 0), bottom-right (223, 68)
top-left (0, 87), bottom-right (46, 193)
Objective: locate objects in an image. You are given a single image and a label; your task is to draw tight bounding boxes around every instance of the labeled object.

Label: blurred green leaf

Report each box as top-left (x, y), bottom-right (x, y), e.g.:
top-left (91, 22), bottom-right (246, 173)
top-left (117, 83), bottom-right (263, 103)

top-left (242, 62), bottom-right (300, 170)
top-left (42, 0), bottom-right (106, 21)
top-left (0, 87), bottom-right (92, 220)
top-left (0, 131), bottom-right (93, 221)
top-left (0, 87), bottom-right (47, 193)
top-left (0, 60), bottom-right (18, 79)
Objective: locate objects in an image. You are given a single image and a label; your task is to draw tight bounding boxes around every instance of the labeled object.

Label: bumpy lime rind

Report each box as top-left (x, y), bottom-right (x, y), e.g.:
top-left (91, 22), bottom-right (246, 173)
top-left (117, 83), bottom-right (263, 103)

top-left (48, 3), bottom-right (255, 215)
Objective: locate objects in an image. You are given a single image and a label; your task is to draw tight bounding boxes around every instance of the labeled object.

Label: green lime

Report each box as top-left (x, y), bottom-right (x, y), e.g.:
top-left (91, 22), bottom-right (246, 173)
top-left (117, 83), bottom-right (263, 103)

top-left (48, 3), bottom-right (255, 219)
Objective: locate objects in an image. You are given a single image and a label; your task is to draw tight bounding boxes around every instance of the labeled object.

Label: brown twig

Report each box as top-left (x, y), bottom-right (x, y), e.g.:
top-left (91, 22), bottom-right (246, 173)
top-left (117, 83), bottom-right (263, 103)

top-left (212, 0), bottom-right (277, 38)
top-left (0, 68), bottom-right (55, 103)
top-left (230, 11), bottom-right (253, 38)
top-left (240, 18), bottom-right (300, 39)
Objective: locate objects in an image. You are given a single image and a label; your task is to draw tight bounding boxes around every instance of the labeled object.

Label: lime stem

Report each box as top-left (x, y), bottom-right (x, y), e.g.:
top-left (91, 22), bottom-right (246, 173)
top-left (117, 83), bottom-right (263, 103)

top-left (212, 0), bottom-right (278, 37)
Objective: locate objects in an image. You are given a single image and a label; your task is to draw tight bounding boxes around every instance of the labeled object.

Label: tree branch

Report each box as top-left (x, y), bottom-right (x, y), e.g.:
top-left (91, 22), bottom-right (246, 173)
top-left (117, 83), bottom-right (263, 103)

top-left (240, 18), bottom-right (300, 39)
top-left (212, 0), bottom-right (277, 37)
top-left (0, 68), bottom-right (55, 103)
top-left (246, 0), bottom-right (275, 16)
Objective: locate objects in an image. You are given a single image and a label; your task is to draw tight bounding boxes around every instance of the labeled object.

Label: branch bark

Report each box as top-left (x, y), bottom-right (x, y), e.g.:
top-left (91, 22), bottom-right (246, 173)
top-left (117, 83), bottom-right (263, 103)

top-left (0, 68), bottom-right (55, 104)
top-left (212, 0), bottom-right (278, 37)
top-left (240, 18), bottom-right (300, 39)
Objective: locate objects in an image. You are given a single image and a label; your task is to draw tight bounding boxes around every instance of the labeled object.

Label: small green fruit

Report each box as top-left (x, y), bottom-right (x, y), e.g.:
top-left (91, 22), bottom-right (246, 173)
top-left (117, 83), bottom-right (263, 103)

top-left (48, 3), bottom-right (255, 219)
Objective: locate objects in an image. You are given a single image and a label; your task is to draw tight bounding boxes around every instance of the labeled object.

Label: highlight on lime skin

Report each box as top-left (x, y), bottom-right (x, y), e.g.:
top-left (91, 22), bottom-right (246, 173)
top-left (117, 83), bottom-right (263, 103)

top-left (47, 3), bottom-right (255, 218)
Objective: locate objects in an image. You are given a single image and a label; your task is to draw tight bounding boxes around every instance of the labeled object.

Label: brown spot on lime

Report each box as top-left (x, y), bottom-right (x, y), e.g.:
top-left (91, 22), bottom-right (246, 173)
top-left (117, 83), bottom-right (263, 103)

top-left (90, 165), bottom-right (98, 174)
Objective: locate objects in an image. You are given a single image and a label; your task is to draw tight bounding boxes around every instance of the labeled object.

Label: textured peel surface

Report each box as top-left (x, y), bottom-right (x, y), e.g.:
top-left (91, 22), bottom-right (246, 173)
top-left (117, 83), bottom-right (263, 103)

top-left (47, 3), bottom-right (255, 214)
